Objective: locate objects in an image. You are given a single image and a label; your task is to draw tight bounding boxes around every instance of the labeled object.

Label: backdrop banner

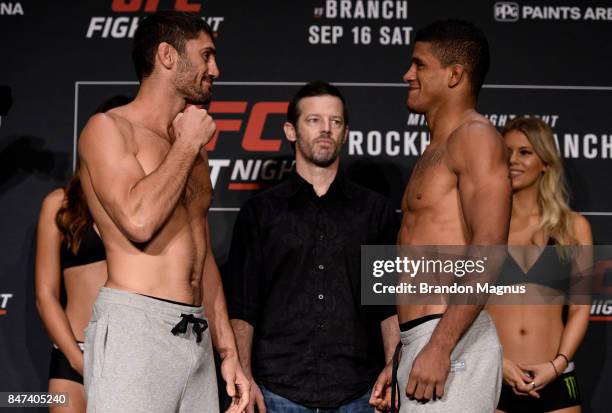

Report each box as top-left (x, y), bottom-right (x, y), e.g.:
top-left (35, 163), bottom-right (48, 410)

top-left (1, 1), bottom-right (611, 411)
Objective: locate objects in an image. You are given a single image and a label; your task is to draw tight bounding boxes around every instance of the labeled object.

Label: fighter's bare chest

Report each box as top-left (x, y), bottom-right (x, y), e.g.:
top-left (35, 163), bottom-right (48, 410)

top-left (134, 136), bottom-right (212, 211)
top-left (185, 157), bottom-right (213, 210)
top-left (404, 146), bottom-right (455, 209)
top-left (132, 129), bottom-right (171, 173)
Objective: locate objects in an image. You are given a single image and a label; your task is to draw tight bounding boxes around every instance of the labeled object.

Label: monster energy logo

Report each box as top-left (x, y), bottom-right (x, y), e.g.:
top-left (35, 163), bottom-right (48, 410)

top-left (564, 376), bottom-right (578, 400)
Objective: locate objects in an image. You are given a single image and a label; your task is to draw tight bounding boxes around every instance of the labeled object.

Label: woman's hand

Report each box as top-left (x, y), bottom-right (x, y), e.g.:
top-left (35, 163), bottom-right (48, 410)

top-left (517, 361), bottom-right (560, 398)
top-left (503, 358), bottom-right (539, 397)
top-left (69, 351), bottom-right (84, 376)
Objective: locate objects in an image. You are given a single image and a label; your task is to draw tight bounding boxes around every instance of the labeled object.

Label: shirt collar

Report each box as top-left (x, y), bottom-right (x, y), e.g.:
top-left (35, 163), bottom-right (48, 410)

top-left (277, 169), bottom-right (356, 200)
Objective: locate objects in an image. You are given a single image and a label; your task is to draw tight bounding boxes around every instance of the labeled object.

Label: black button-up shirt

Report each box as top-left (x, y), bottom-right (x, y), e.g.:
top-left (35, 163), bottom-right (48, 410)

top-left (224, 170), bottom-right (399, 408)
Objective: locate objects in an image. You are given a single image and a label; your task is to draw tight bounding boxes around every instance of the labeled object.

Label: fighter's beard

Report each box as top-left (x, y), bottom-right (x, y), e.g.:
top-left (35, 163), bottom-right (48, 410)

top-left (182, 78), bottom-right (213, 106)
top-left (175, 59), bottom-right (213, 106)
top-left (185, 90), bottom-right (212, 106)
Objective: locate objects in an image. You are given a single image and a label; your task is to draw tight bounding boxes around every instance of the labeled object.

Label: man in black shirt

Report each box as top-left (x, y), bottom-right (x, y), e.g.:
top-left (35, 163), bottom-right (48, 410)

top-left (225, 81), bottom-right (400, 412)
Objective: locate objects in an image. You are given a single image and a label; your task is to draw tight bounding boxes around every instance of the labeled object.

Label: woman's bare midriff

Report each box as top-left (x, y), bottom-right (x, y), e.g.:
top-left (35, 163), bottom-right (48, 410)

top-left (488, 304), bottom-right (563, 364)
top-left (63, 261), bottom-right (108, 342)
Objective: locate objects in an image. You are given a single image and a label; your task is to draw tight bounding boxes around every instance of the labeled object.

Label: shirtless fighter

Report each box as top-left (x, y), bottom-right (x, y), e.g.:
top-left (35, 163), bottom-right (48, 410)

top-left (78, 11), bottom-right (248, 412)
top-left (371, 20), bottom-right (511, 412)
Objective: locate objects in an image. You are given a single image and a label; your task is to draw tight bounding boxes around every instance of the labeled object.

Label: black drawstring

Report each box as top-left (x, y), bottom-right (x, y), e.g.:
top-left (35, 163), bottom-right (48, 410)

top-left (171, 313), bottom-right (208, 343)
top-left (390, 341), bottom-right (402, 413)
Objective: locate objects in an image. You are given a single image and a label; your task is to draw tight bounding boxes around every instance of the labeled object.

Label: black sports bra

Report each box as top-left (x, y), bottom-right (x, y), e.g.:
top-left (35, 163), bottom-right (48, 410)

top-left (497, 238), bottom-right (572, 292)
top-left (60, 224), bottom-right (106, 269)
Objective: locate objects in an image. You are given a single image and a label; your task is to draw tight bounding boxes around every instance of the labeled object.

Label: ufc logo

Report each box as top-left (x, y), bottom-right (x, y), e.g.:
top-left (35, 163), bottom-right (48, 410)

top-left (205, 101), bottom-right (289, 152)
top-left (494, 2), bottom-right (519, 22)
top-left (112, 0), bottom-right (201, 12)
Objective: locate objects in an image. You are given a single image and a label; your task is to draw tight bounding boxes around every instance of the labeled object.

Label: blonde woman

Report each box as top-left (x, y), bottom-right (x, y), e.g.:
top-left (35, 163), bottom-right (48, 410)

top-left (488, 117), bottom-right (591, 413)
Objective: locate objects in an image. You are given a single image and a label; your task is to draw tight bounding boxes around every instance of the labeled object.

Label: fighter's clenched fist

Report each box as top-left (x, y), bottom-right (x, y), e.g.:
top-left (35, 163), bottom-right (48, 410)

top-left (172, 105), bottom-right (217, 149)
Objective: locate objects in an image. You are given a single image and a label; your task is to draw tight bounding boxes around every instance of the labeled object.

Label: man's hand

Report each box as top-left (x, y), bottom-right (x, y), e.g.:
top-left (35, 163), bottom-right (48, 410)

top-left (406, 342), bottom-right (450, 402)
top-left (370, 361), bottom-right (396, 412)
top-left (246, 377), bottom-right (266, 413)
top-left (172, 105), bottom-right (216, 149)
top-left (220, 353), bottom-right (250, 412)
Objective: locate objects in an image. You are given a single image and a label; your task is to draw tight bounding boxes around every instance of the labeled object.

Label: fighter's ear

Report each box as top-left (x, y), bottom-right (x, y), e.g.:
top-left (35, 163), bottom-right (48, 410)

top-left (157, 42), bottom-right (178, 71)
top-left (284, 122), bottom-right (297, 142)
top-left (448, 63), bottom-right (466, 88)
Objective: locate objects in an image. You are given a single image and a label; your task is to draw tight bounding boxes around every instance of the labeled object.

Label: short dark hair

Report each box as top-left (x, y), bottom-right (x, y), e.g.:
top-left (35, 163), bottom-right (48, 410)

top-left (287, 81), bottom-right (349, 126)
top-left (132, 11), bottom-right (213, 81)
top-left (415, 19), bottom-right (490, 98)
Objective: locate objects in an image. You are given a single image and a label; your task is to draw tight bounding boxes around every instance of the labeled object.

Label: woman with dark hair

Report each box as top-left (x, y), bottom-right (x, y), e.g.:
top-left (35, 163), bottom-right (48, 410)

top-left (488, 117), bottom-right (591, 413)
top-left (36, 170), bottom-right (106, 412)
top-left (35, 96), bottom-right (129, 412)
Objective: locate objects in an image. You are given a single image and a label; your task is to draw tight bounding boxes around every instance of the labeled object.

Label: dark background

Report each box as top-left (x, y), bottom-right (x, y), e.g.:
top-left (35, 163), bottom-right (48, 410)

top-left (1, 1), bottom-right (611, 411)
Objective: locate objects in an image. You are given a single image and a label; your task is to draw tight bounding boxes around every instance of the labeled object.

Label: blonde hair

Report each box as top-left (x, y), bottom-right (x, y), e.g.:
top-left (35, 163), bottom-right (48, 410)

top-left (503, 117), bottom-right (577, 245)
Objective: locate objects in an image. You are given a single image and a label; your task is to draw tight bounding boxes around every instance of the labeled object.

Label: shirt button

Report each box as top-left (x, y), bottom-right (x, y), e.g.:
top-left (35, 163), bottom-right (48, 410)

top-left (318, 264), bottom-right (325, 270)
top-left (318, 294), bottom-right (324, 300)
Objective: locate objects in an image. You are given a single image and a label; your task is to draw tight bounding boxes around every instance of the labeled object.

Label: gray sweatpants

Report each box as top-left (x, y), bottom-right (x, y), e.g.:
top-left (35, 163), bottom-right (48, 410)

top-left (83, 287), bottom-right (219, 413)
top-left (397, 311), bottom-right (502, 413)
